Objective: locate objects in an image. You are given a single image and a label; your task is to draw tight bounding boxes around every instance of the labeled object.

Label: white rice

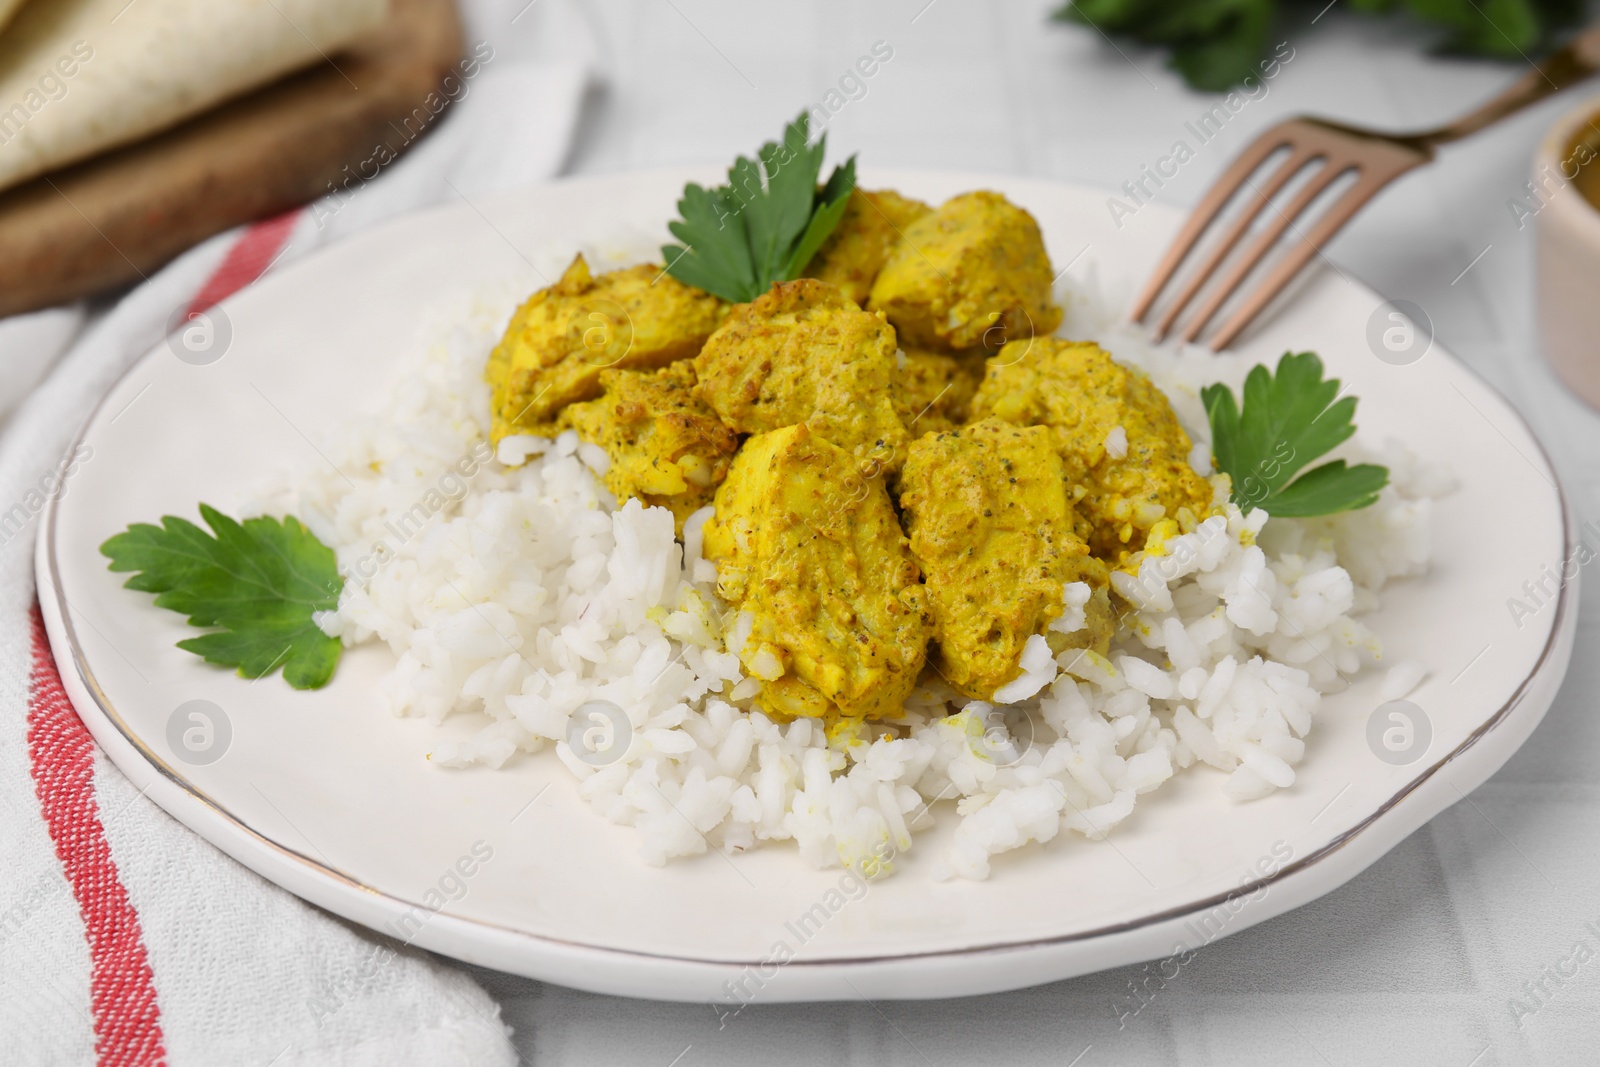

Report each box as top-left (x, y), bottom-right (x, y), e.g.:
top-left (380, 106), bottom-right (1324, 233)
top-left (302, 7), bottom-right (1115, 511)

top-left (268, 262), bottom-right (1453, 881)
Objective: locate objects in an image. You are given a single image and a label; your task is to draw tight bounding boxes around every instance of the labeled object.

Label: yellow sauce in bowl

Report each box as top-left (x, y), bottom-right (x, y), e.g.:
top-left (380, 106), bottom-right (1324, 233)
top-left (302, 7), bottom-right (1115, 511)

top-left (1575, 117), bottom-right (1600, 213)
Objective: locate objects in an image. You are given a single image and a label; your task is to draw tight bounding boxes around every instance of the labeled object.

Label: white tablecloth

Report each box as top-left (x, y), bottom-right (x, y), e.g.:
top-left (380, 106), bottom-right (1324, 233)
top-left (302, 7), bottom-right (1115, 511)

top-left (477, 1), bottom-right (1600, 1063)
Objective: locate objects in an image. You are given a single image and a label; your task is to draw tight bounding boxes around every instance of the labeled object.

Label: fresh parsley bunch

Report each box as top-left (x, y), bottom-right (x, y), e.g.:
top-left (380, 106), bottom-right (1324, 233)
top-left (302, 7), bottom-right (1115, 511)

top-left (1203, 351), bottom-right (1388, 517)
top-left (1053, 0), bottom-right (1586, 92)
top-left (663, 113), bottom-right (857, 303)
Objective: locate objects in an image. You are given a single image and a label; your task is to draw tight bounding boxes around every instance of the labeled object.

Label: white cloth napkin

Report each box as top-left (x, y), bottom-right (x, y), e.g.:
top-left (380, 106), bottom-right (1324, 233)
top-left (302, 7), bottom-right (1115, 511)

top-left (0, 15), bottom-right (589, 1063)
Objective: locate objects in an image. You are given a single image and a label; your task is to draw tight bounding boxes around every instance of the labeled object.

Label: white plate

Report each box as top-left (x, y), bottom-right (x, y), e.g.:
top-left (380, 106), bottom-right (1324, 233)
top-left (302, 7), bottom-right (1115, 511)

top-left (37, 169), bottom-right (1577, 1002)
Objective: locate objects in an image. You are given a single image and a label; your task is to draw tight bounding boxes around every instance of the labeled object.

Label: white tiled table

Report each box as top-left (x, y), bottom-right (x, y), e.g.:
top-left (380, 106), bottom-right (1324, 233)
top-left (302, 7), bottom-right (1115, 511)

top-left (474, 1), bottom-right (1600, 1062)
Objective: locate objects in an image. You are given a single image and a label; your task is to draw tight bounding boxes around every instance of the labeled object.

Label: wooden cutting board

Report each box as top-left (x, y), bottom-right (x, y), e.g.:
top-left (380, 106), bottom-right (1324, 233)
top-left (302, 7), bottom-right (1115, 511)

top-left (0, 0), bottom-right (464, 318)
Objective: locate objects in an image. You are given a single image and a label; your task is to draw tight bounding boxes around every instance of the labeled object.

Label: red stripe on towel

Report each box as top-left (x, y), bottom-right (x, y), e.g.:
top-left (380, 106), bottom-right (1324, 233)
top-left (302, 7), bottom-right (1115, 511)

top-left (27, 606), bottom-right (168, 1067)
top-left (186, 209), bottom-right (301, 316)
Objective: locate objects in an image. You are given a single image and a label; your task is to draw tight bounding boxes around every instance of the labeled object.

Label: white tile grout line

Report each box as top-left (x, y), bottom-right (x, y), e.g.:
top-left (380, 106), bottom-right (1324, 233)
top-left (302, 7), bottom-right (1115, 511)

top-left (1450, 244), bottom-right (1493, 286)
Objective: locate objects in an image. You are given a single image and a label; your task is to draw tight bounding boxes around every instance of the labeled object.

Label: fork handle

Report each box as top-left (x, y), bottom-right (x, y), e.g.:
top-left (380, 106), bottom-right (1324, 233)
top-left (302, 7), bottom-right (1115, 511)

top-left (1406, 24), bottom-right (1600, 148)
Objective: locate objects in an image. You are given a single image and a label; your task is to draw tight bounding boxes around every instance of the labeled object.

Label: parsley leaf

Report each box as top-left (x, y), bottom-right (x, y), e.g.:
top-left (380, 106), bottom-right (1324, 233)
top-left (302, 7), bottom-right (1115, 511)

top-left (100, 504), bottom-right (344, 689)
top-left (1201, 351), bottom-right (1388, 518)
top-left (1057, 0), bottom-right (1275, 92)
top-left (663, 113), bottom-right (857, 303)
top-left (1051, 0), bottom-right (1582, 91)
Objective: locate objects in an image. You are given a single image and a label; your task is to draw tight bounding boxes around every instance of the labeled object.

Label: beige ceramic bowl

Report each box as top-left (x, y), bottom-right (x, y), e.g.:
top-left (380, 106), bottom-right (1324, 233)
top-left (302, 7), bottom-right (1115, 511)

top-left (1537, 96), bottom-right (1600, 409)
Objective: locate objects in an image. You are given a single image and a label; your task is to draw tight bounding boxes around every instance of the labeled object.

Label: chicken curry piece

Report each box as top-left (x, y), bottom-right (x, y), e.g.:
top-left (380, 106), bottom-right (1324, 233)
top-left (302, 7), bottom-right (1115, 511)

top-left (899, 418), bottom-right (1114, 700)
top-left (970, 338), bottom-right (1214, 562)
top-left (804, 188), bottom-right (932, 306)
top-left (868, 191), bottom-right (1063, 352)
top-left (486, 254), bottom-right (726, 441)
top-left (693, 278), bottom-right (909, 475)
top-left (702, 423), bottom-right (933, 722)
top-left (560, 361), bottom-right (739, 534)
top-left (891, 348), bottom-right (983, 437)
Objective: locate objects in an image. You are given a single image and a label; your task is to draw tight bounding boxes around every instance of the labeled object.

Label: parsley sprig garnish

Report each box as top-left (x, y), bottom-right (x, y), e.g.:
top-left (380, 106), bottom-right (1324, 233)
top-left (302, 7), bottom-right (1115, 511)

top-left (101, 504), bottom-right (344, 689)
top-left (1202, 351), bottom-right (1388, 518)
top-left (662, 112), bottom-right (856, 303)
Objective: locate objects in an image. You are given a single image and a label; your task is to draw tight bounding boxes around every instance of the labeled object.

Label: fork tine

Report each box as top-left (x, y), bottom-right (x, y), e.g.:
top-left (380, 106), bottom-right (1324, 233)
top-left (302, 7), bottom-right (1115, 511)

top-left (1151, 145), bottom-right (1322, 341)
top-left (1127, 122), bottom-right (1299, 324)
top-left (1206, 173), bottom-right (1391, 351)
top-left (1176, 160), bottom-right (1357, 344)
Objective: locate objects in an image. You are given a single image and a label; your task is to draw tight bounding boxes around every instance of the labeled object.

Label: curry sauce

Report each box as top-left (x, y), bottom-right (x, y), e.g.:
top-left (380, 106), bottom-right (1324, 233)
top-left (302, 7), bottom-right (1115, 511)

top-left (1574, 118), bottom-right (1600, 214)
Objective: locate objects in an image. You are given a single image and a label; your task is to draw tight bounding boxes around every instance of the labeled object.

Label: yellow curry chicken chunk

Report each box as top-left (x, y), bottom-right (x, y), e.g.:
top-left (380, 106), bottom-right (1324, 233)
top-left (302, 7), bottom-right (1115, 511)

top-left (891, 348), bottom-right (983, 437)
top-left (868, 191), bottom-right (1063, 352)
top-left (804, 188), bottom-right (932, 306)
top-left (487, 254), bottom-right (726, 441)
top-left (703, 423), bottom-right (933, 722)
top-left (899, 419), bottom-right (1114, 701)
top-left (970, 338), bottom-right (1214, 562)
top-left (693, 278), bottom-right (909, 474)
top-left (560, 361), bottom-right (739, 534)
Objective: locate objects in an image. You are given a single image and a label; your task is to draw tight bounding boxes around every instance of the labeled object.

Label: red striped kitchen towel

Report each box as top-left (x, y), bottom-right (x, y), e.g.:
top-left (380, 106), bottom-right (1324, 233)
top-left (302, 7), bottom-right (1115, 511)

top-left (0, 52), bottom-right (588, 1066)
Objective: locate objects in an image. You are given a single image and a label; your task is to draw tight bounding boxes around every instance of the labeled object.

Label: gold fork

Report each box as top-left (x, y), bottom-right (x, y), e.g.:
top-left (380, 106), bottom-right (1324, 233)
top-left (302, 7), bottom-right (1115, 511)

top-left (1132, 24), bottom-right (1600, 351)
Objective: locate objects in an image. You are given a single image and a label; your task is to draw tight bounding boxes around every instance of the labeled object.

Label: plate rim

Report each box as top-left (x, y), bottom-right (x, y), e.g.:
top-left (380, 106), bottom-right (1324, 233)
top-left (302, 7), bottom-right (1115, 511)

top-left (35, 166), bottom-right (1580, 997)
